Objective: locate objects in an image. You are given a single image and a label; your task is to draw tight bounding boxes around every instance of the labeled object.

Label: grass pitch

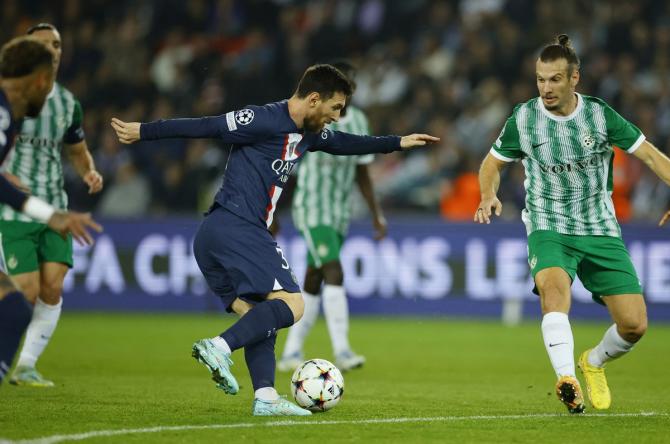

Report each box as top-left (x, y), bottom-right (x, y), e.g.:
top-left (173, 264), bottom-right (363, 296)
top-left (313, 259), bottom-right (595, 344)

top-left (1, 313), bottom-right (669, 443)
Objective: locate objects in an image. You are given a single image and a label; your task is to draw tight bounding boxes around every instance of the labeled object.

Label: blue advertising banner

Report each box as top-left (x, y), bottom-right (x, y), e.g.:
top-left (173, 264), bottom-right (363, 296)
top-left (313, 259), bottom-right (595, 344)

top-left (61, 218), bottom-right (670, 320)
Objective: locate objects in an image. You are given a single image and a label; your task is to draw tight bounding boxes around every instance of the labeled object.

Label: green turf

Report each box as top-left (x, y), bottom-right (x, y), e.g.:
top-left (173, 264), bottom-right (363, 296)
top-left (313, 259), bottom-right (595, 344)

top-left (1, 314), bottom-right (668, 443)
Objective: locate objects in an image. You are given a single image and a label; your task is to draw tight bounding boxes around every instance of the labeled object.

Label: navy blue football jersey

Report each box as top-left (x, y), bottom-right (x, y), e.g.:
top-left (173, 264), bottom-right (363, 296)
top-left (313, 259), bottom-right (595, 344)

top-left (0, 89), bottom-right (28, 210)
top-left (141, 100), bottom-right (401, 228)
top-left (0, 89), bottom-right (17, 164)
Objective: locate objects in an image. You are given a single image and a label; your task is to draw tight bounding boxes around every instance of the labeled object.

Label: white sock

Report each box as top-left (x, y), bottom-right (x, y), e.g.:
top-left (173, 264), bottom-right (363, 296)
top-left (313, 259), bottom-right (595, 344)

top-left (211, 336), bottom-right (231, 354)
top-left (588, 324), bottom-right (635, 367)
top-left (282, 292), bottom-right (320, 357)
top-left (16, 297), bottom-right (62, 369)
top-left (541, 312), bottom-right (575, 378)
top-left (255, 386), bottom-right (280, 401)
top-left (322, 284), bottom-right (350, 356)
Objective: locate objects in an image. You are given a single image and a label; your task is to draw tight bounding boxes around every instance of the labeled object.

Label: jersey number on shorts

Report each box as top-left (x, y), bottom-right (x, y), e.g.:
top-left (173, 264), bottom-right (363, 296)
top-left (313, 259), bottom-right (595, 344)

top-left (275, 247), bottom-right (289, 270)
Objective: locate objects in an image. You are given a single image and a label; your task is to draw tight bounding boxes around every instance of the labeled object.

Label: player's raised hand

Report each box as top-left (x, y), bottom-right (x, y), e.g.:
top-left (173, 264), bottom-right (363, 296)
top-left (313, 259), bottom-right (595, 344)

top-left (659, 210), bottom-right (670, 227)
top-left (474, 195), bottom-right (502, 224)
top-left (111, 118), bottom-right (141, 144)
top-left (84, 170), bottom-right (104, 194)
top-left (400, 134), bottom-right (440, 150)
top-left (47, 211), bottom-right (103, 246)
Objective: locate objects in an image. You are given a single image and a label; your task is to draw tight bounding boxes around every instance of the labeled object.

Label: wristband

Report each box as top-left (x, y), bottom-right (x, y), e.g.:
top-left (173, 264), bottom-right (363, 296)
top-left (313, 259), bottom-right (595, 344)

top-left (23, 196), bottom-right (56, 223)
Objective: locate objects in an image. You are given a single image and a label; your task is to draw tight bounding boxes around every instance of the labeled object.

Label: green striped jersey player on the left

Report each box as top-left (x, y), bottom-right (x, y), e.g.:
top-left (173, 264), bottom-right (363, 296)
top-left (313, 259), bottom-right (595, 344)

top-left (2, 24), bottom-right (103, 388)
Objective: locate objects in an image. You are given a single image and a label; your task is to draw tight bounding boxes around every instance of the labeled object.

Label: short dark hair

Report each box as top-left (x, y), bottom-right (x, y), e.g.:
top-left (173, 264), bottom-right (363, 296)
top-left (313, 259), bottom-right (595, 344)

top-left (0, 36), bottom-right (54, 78)
top-left (295, 64), bottom-right (353, 100)
top-left (539, 34), bottom-right (580, 74)
top-left (330, 60), bottom-right (357, 90)
top-left (27, 23), bottom-right (58, 35)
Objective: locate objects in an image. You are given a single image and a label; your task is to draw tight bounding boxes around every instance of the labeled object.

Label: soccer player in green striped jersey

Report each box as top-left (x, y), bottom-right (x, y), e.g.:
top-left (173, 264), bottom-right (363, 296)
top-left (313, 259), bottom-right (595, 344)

top-left (475, 34), bottom-right (670, 413)
top-left (1, 24), bottom-right (103, 387)
top-left (278, 62), bottom-right (386, 372)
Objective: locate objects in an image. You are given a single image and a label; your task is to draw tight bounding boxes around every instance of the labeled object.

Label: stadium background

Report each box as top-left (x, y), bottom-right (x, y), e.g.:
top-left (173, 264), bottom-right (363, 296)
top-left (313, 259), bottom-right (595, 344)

top-left (2, 0), bottom-right (670, 320)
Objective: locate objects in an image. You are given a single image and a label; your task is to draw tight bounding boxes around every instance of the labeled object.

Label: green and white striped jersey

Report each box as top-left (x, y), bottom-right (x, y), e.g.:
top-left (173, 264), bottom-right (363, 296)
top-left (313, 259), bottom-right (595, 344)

top-left (491, 93), bottom-right (644, 237)
top-left (0, 83), bottom-right (84, 222)
top-left (292, 106), bottom-right (373, 234)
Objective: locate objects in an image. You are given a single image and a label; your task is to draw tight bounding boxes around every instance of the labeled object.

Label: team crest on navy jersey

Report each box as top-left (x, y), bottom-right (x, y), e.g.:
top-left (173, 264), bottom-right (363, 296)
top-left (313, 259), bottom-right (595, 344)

top-left (235, 109), bottom-right (255, 125)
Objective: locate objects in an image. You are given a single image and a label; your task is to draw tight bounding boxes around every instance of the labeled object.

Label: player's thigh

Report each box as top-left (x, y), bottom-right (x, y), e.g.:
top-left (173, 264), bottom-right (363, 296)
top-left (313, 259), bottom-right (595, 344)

top-left (528, 231), bottom-right (578, 305)
top-left (0, 221), bottom-right (42, 301)
top-left (193, 231), bottom-right (238, 311)
top-left (576, 235), bottom-right (642, 306)
top-left (194, 206), bottom-right (300, 309)
top-left (302, 225), bottom-right (342, 268)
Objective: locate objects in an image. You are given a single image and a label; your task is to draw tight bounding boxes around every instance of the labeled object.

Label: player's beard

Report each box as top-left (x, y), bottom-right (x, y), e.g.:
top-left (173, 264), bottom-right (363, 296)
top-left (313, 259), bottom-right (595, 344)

top-left (303, 115), bottom-right (324, 133)
top-left (543, 97), bottom-right (560, 111)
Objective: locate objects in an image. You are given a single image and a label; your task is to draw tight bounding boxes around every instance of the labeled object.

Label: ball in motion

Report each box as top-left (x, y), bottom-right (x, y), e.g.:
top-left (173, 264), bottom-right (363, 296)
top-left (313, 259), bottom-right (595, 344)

top-left (291, 359), bottom-right (344, 412)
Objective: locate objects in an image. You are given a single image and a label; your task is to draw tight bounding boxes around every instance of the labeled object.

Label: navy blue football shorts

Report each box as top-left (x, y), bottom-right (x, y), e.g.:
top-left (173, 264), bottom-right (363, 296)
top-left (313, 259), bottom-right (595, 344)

top-left (193, 204), bottom-right (301, 311)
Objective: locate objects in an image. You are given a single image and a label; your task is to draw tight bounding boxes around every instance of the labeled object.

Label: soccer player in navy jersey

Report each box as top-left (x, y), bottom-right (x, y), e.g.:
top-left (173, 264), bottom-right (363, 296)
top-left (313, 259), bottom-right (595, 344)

top-left (111, 64), bottom-right (438, 415)
top-left (0, 36), bottom-right (102, 385)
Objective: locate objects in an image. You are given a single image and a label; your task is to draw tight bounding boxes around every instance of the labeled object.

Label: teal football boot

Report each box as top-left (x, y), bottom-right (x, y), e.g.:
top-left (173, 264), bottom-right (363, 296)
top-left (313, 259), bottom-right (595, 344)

top-left (252, 396), bottom-right (313, 416)
top-left (9, 366), bottom-right (55, 387)
top-left (191, 339), bottom-right (239, 394)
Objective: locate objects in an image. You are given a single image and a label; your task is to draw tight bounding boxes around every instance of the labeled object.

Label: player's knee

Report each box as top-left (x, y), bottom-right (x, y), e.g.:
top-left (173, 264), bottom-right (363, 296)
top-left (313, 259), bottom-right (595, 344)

top-left (40, 281), bottom-right (64, 305)
top-left (231, 298), bottom-right (253, 317)
top-left (537, 280), bottom-right (570, 312)
top-left (292, 297), bottom-right (305, 323)
top-left (283, 292), bottom-right (305, 323)
top-left (322, 261), bottom-right (343, 285)
top-left (618, 317), bottom-right (647, 343)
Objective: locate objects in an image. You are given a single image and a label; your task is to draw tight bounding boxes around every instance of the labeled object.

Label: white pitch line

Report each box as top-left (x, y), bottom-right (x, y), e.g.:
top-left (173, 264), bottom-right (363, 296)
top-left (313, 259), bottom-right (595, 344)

top-left (5, 412), bottom-right (668, 444)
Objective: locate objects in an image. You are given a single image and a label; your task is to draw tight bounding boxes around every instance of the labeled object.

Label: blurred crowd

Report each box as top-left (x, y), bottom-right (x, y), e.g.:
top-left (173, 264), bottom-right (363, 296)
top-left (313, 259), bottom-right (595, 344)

top-left (2, 0), bottom-right (670, 222)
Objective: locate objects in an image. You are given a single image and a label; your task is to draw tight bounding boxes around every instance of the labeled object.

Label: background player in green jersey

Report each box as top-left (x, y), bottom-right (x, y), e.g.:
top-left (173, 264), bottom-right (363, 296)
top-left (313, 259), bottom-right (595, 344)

top-left (1, 24), bottom-right (103, 387)
top-left (475, 35), bottom-right (670, 414)
top-left (278, 62), bottom-right (386, 372)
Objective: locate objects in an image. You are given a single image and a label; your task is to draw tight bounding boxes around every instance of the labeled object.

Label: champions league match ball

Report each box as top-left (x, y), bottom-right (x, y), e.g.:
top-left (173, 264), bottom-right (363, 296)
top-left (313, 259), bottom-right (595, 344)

top-left (291, 359), bottom-right (344, 412)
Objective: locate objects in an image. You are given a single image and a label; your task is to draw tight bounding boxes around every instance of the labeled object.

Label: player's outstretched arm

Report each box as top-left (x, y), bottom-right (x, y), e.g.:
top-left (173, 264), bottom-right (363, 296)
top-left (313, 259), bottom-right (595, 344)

top-left (111, 116), bottom-right (225, 143)
top-left (316, 130), bottom-right (439, 156)
top-left (474, 153), bottom-right (506, 224)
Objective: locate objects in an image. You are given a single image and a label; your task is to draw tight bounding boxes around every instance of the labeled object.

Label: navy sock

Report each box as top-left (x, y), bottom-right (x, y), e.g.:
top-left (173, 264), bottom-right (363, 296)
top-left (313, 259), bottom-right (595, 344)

top-left (245, 332), bottom-right (277, 391)
top-left (221, 299), bottom-right (294, 351)
top-left (0, 291), bottom-right (33, 384)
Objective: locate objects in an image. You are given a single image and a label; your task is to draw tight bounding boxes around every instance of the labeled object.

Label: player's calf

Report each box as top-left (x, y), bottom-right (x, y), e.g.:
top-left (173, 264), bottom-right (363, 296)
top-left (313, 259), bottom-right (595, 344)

top-left (0, 290), bottom-right (33, 384)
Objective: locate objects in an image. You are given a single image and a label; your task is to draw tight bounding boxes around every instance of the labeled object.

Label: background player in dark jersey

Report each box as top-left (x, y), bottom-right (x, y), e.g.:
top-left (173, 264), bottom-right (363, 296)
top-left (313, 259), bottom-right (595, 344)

top-left (111, 64), bottom-right (438, 415)
top-left (0, 36), bottom-right (102, 385)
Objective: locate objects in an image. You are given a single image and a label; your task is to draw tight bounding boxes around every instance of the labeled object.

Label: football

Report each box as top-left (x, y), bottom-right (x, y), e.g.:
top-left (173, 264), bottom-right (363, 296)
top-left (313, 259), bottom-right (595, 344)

top-left (290, 359), bottom-right (344, 412)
